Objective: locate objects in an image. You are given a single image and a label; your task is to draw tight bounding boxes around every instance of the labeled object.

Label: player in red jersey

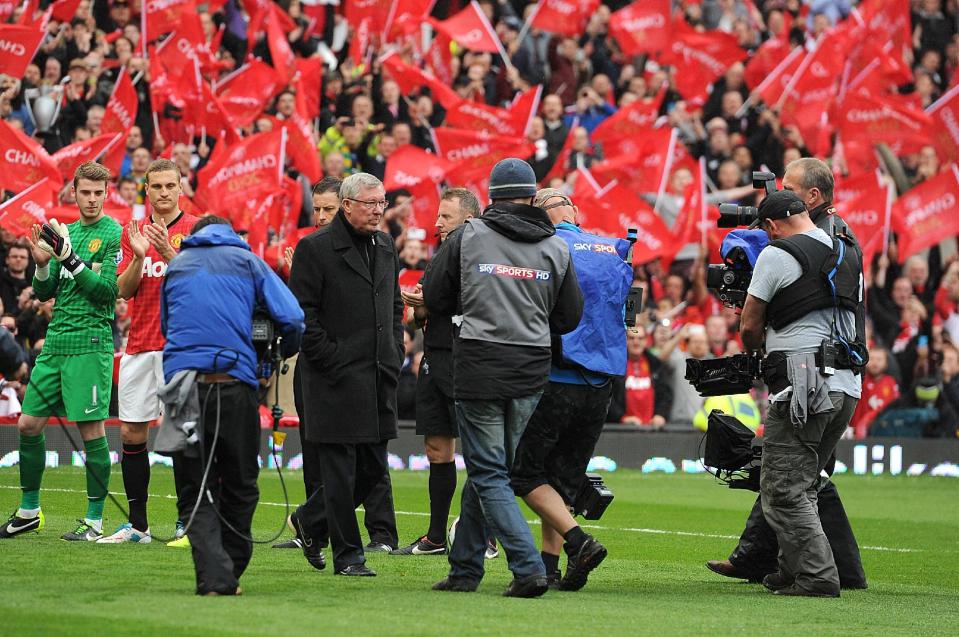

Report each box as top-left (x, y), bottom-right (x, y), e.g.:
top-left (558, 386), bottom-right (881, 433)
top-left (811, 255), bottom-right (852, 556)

top-left (98, 159), bottom-right (200, 544)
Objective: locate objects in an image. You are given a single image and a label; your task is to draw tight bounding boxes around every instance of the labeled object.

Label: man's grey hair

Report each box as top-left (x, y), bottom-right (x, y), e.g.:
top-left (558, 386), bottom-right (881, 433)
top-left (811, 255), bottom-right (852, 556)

top-left (339, 172), bottom-right (383, 201)
top-left (786, 157), bottom-right (833, 203)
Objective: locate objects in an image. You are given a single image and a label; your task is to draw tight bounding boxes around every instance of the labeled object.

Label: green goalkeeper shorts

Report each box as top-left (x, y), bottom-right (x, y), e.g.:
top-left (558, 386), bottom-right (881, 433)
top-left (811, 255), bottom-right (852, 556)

top-left (21, 351), bottom-right (114, 422)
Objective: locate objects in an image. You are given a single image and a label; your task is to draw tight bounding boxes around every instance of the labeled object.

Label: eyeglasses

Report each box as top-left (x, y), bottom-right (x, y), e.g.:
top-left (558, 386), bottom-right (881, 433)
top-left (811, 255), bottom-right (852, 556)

top-left (346, 198), bottom-right (388, 210)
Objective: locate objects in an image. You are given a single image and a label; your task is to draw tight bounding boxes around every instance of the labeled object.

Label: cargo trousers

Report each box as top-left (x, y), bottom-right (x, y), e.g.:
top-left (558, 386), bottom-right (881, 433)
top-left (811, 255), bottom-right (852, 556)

top-left (760, 391), bottom-right (857, 596)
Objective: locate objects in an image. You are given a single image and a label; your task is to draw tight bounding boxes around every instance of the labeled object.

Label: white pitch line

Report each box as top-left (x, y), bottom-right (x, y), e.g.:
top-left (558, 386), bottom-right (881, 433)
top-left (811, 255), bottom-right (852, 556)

top-left (0, 484), bottom-right (922, 553)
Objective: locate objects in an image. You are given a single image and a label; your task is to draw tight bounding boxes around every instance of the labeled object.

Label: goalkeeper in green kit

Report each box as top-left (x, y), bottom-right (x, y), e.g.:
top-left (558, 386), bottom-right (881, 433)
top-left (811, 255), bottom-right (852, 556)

top-left (0, 162), bottom-right (123, 542)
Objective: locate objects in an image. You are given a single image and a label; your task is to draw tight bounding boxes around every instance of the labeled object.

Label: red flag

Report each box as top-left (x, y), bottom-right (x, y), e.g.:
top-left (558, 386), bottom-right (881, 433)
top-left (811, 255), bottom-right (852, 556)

top-left (195, 128), bottom-right (286, 221)
top-left (834, 170), bottom-right (883, 205)
top-left (407, 181), bottom-right (442, 246)
top-left (200, 80), bottom-right (242, 146)
top-left (383, 0), bottom-right (434, 42)
top-left (0, 119), bottom-right (62, 193)
top-left (662, 23), bottom-right (747, 106)
top-left (384, 145), bottom-right (456, 192)
top-left (591, 94), bottom-right (663, 158)
top-left (143, 0), bottom-right (195, 42)
top-left (0, 178), bottom-right (55, 237)
top-left (0, 24), bottom-right (45, 78)
top-left (153, 13), bottom-right (220, 81)
top-left (50, 0), bottom-right (82, 23)
top-left (215, 60), bottom-right (284, 128)
top-left (101, 69), bottom-right (137, 137)
top-left (344, 0), bottom-right (389, 35)
top-left (429, 1), bottom-right (501, 54)
top-left (891, 166), bottom-right (959, 262)
top-left (835, 91), bottom-right (934, 156)
top-left (349, 16), bottom-right (374, 69)
top-left (753, 45), bottom-right (804, 106)
top-left (103, 191), bottom-right (133, 226)
top-left (576, 180), bottom-right (674, 263)
top-left (928, 85), bottom-right (959, 165)
top-left (743, 31), bottom-right (793, 91)
top-left (381, 52), bottom-right (460, 108)
top-left (0, 0), bottom-right (17, 22)
top-left (608, 0), bottom-right (672, 55)
top-left (509, 85), bottom-right (543, 138)
top-left (670, 156), bottom-right (706, 248)
top-left (432, 127), bottom-right (535, 184)
top-left (266, 4), bottom-right (296, 84)
top-left (276, 116), bottom-right (321, 183)
top-left (859, 0), bottom-right (911, 53)
top-left (835, 179), bottom-right (889, 269)
top-left (530, 0), bottom-right (598, 37)
top-left (247, 0), bottom-right (297, 46)
top-left (590, 126), bottom-right (674, 194)
top-left (445, 99), bottom-right (526, 137)
top-left (293, 57), bottom-right (323, 120)
top-left (51, 132), bottom-right (123, 180)
top-left (424, 32), bottom-right (455, 87)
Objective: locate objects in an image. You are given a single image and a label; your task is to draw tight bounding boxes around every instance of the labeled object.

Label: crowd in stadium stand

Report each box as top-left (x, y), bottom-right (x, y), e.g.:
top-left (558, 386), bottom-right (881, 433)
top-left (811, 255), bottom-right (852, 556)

top-left (1, 0), bottom-right (959, 437)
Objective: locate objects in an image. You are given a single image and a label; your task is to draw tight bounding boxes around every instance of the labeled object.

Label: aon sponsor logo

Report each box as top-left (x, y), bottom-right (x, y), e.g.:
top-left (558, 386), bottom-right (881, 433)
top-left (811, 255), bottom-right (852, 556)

top-left (142, 256), bottom-right (168, 277)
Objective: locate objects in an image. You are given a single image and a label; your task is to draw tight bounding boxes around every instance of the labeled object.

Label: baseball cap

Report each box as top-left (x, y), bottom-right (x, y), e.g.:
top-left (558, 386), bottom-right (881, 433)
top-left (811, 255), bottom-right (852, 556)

top-left (747, 190), bottom-right (807, 229)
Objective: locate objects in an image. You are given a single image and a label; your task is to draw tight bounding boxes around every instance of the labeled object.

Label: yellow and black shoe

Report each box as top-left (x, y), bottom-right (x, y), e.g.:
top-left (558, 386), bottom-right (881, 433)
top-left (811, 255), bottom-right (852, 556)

top-left (0, 510), bottom-right (44, 538)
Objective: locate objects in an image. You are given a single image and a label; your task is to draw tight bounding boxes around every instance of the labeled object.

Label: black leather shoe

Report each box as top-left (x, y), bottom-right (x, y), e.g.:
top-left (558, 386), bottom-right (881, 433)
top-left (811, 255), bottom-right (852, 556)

top-left (503, 574), bottom-right (548, 598)
top-left (762, 572), bottom-right (794, 592)
top-left (546, 570), bottom-right (562, 590)
top-left (432, 576), bottom-right (479, 592)
top-left (706, 560), bottom-right (764, 583)
top-left (774, 584), bottom-right (840, 598)
top-left (560, 536), bottom-right (607, 591)
top-left (336, 564), bottom-right (376, 577)
top-left (290, 510), bottom-right (326, 571)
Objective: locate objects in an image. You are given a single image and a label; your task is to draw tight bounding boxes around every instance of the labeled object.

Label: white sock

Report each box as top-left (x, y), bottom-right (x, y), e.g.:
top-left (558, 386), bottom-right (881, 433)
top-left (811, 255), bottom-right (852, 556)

top-left (16, 507), bottom-right (40, 518)
top-left (85, 518), bottom-right (103, 533)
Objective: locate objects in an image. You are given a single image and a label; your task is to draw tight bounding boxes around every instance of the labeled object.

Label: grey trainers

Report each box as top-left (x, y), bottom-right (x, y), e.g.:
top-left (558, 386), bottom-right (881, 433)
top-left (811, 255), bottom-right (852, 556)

top-left (61, 519), bottom-right (103, 542)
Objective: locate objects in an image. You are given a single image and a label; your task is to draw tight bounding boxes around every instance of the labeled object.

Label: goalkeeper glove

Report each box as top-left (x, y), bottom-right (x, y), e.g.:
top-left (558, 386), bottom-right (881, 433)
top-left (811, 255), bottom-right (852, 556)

top-left (38, 220), bottom-right (84, 274)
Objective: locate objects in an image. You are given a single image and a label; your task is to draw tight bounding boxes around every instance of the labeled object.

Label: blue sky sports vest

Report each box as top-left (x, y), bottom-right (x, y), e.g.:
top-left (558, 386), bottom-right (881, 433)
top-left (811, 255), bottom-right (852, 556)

top-left (555, 225), bottom-right (632, 377)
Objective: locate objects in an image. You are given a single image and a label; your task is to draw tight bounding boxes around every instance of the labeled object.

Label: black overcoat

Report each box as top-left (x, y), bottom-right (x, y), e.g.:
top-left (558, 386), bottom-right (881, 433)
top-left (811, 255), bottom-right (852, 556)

top-left (288, 212), bottom-right (404, 443)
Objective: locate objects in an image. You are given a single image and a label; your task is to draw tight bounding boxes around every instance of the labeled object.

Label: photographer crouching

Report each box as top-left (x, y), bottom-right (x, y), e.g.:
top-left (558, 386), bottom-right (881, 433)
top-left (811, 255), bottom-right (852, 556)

top-left (740, 190), bottom-right (864, 598)
top-left (159, 216), bottom-right (304, 596)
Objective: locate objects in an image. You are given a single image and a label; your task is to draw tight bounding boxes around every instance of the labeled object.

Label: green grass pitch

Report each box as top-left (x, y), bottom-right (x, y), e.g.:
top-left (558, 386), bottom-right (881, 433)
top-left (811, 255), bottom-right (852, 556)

top-left (0, 467), bottom-right (957, 636)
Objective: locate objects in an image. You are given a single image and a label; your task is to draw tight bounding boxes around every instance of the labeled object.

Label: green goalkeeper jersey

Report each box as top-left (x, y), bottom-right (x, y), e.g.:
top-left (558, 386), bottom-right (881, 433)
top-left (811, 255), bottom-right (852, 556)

top-left (32, 215), bottom-right (123, 355)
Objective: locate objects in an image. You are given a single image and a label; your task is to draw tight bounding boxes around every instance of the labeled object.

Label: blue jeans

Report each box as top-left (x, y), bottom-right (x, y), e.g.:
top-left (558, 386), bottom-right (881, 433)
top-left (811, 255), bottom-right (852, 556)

top-left (448, 393), bottom-right (545, 582)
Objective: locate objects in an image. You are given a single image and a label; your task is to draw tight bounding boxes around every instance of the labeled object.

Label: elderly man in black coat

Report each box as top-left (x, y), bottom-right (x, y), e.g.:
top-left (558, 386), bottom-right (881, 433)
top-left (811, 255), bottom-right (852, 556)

top-left (288, 172), bottom-right (404, 577)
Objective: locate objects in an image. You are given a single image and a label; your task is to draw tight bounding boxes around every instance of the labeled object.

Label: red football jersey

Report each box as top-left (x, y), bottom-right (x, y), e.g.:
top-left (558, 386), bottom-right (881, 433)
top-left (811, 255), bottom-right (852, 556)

top-left (623, 356), bottom-right (655, 424)
top-left (119, 212), bottom-right (200, 354)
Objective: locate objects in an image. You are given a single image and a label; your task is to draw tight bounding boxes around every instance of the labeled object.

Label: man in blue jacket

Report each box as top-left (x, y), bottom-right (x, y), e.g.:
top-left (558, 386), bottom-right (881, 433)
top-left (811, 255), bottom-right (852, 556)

top-left (161, 215), bottom-right (304, 596)
top-left (511, 188), bottom-right (633, 592)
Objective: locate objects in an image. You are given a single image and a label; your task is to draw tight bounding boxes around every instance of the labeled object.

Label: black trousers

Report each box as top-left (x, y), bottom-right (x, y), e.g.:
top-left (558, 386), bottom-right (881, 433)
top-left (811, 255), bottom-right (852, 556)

top-left (298, 437), bottom-right (398, 548)
top-left (173, 382), bottom-right (260, 595)
top-left (728, 481), bottom-right (868, 588)
top-left (313, 441), bottom-right (390, 571)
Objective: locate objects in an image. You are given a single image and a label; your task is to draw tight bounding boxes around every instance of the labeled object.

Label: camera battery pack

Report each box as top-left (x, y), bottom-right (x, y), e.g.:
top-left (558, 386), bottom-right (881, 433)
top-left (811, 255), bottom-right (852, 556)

top-left (573, 473), bottom-right (615, 520)
top-left (817, 340), bottom-right (837, 376)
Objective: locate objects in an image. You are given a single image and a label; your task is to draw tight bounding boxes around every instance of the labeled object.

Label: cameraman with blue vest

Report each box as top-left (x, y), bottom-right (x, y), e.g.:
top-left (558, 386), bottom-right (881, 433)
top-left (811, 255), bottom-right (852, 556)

top-left (423, 159), bottom-right (583, 598)
top-left (511, 189), bottom-right (633, 592)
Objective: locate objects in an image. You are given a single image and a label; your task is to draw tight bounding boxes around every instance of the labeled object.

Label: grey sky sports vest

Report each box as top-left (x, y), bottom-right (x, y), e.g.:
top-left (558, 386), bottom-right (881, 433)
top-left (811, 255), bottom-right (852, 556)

top-left (458, 219), bottom-right (571, 347)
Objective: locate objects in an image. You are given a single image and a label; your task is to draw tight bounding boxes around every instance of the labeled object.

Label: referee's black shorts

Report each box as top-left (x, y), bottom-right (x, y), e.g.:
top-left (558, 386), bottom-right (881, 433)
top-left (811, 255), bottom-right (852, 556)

top-left (511, 381), bottom-right (611, 504)
top-left (414, 357), bottom-right (457, 438)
